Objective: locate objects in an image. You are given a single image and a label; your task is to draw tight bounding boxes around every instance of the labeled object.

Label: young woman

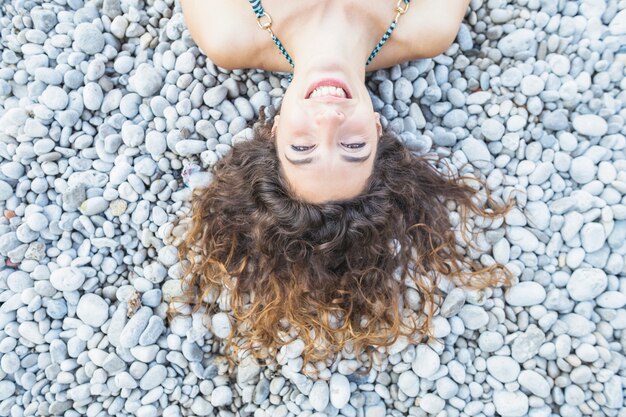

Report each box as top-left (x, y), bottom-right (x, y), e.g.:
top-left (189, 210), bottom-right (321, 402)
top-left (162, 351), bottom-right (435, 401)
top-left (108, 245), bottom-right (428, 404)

top-left (167, 0), bottom-right (515, 373)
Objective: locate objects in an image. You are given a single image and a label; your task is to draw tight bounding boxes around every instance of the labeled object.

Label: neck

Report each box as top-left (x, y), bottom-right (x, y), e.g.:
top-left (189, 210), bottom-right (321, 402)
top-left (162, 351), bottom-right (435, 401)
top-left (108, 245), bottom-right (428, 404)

top-left (283, 5), bottom-right (380, 84)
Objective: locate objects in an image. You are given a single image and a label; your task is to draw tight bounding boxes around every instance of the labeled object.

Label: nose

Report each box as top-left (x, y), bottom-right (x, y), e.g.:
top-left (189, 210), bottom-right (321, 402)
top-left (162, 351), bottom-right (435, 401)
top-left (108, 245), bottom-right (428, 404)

top-left (315, 108), bottom-right (345, 125)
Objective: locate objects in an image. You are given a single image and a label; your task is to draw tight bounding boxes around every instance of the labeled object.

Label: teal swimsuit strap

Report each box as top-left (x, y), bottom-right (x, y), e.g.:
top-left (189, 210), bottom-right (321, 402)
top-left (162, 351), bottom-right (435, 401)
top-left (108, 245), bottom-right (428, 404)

top-left (248, 0), bottom-right (411, 70)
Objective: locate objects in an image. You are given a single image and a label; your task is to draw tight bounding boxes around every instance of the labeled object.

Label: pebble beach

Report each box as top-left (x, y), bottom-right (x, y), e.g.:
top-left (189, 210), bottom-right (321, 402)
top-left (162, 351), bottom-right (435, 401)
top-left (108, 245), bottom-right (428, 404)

top-left (0, 0), bottom-right (625, 416)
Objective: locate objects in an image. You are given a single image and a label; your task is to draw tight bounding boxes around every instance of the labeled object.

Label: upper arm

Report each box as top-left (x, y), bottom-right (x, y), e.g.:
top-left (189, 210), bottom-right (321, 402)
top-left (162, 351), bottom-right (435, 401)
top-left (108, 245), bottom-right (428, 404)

top-left (179, 0), bottom-right (261, 70)
top-left (404, 0), bottom-right (472, 59)
top-left (368, 0), bottom-right (472, 70)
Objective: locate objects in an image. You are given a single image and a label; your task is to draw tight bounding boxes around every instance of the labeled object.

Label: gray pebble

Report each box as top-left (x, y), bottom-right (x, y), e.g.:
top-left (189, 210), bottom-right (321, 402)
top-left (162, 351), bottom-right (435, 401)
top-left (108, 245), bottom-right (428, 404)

top-left (73, 23), bottom-right (105, 55)
top-left (76, 294), bottom-right (109, 327)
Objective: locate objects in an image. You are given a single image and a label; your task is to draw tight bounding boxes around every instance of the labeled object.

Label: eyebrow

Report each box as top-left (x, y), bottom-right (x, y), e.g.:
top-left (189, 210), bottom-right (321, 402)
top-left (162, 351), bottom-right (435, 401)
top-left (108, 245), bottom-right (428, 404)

top-left (284, 152), bottom-right (372, 165)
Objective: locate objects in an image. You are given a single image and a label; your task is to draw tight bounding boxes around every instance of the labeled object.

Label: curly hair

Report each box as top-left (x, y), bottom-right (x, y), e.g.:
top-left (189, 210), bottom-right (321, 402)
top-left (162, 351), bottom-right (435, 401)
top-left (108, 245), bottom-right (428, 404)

top-left (166, 109), bottom-right (516, 376)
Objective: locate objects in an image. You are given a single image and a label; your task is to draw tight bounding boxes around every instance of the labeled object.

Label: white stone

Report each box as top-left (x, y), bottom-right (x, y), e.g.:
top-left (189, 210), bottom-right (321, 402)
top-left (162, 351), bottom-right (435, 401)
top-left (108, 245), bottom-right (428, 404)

top-left (486, 356), bottom-right (520, 383)
top-left (419, 393), bottom-right (445, 414)
top-left (308, 380), bottom-right (329, 412)
top-left (566, 268), bottom-right (607, 301)
top-left (518, 370), bottom-right (551, 397)
top-left (76, 294), bottom-right (109, 327)
top-left (398, 371), bottom-right (420, 397)
top-left (411, 345), bottom-right (440, 378)
top-left (572, 114), bottom-right (608, 137)
top-left (493, 390), bottom-right (529, 417)
top-left (210, 385), bottom-right (233, 407)
top-left (50, 267), bottom-right (85, 292)
top-left (211, 312), bottom-right (231, 339)
top-left (329, 374), bottom-right (350, 409)
top-left (505, 282), bottom-right (546, 307)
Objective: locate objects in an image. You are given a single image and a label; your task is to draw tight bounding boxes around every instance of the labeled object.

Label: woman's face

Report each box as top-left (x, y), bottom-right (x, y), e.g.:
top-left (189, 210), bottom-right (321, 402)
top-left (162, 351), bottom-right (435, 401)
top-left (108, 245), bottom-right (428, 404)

top-left (272, 69), bottom-right (382, 204)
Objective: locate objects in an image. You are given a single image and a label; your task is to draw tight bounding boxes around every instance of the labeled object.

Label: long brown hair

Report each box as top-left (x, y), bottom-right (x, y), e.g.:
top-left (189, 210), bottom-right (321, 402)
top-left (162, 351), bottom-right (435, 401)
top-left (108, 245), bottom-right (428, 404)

top-left (166, 109), bottom-right (516, 376)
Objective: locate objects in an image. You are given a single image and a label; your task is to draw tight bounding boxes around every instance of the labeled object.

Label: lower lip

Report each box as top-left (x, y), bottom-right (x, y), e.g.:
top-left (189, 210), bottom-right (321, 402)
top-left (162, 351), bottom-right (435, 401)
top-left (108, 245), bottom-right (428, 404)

top-left (306, 78), bottom-right (352, 99)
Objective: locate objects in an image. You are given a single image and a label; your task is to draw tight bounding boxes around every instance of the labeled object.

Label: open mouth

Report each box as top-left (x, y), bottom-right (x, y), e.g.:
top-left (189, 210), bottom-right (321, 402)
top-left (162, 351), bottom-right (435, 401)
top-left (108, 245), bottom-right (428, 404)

top-left (305, 78), bottom-right (352, 99)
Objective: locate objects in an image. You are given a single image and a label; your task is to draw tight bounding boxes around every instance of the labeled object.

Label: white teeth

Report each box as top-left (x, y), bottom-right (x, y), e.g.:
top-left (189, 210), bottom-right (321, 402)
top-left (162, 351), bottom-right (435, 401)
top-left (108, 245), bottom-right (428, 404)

top-left (309, 85), bottom-right (347, 98)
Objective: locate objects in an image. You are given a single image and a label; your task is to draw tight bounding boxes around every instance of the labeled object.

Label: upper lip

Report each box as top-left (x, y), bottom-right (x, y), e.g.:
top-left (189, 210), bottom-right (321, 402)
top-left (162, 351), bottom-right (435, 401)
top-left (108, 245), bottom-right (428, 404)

top-left (305, 78), bottom-right (352, 99)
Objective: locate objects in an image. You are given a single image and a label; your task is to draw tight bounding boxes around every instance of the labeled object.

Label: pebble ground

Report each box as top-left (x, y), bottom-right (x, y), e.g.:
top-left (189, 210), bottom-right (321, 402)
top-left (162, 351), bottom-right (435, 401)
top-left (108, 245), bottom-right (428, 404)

top-left (0, 0), bottom-right (625, 416)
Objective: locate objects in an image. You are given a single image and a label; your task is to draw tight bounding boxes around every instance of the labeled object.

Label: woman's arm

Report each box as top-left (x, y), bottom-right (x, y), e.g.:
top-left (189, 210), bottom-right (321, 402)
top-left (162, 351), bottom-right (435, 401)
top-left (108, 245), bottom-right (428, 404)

top-left (179, 0), bottom-right (267, 70)
top-left (368, 0), bottom-right (473, 70)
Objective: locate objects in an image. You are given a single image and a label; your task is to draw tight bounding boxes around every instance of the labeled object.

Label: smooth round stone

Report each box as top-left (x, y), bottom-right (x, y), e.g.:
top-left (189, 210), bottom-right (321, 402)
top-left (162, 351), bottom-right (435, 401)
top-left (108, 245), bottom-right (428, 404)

top-left (211, 385), bottom-right (233, 407)
top-left (0, 351), bottom-right (20, 374)
top-left (461, 137), bottom-right (493, 170)
top-left (1, 162), bottom-right (25, 180)
top-left (309, 380), bottom-right (329, 412)
top-left (564, 385), bottom-right (585, 406)
top-left (83, 82), bottom-right (103, 111)
top-left (506, 227), bottom-right (539, 252)
top-left (543, 110), bottom-right (569, 131)
top-left (505, 282), bottom-right (546, 307)
top-left (497, 28), bottom-right (537, 57)
top-left (528, 162), bottom-right (554, 185)
top-left (50, 267), bottom-right (85, 292)
top-left (486, 356), bottom-right (520, 383)
top-left (283, 339), bottom-right (305, 359)
top-left (501, 68), bottom-right (523, 87)
top-left (524, 201), bottom-right (550, 230)
top-left (493, 390), bottom-right (529, 417)
top-left (477, 331), bottom-right (504, 353)
top-left (458, 305), bottom-right (489, 330)
top-left (439, 288), bottom-right (466, 318)
top-left (398, 371), bottom-right (420, 397)
top-left (547, 54), bottom-right (571, 76)
top-left (175, 51), bottom-right (196, 73)
top-left (412, 345), bottom-right (440, 378)
top-left (129, 63), bottom-right (163, 97)
top-left (203, 86), bottom-right (228, 107)
top-left (506, 115), bottom-right (526, 132)
top-left (31, 9), bottom-right (58, 32)
top-left (520, 75), bottom-right (545, 96)
top-left (329, 374), bottom-right (350, 409)
top-left (435, 377), bottom-right (458, 400)
top-left (566, 268), bottom-right (607, 301)
top-left (572, 114), bottom-right (608, 137)
top-left (518, 370), bottom-right (551, 397)
top-left (570, 366), bottom-right (593, 385)
top-left (443, 109), bottom-right (468, 128)
top-left (40, 85), bottom-right (68, 110)
top-left (77, 294), bottom-right (109, 327)
top-left (80, 197), bottom-right (109, 215)
top-left (419, 393), bottom-right (445, 414)
top-left (73, 22), bottom-right (105, 55)
top-left (0, 180), bottom-right (13, 200)
top-left (580, 223), bottom-right (606, 252)
top-left (139, 364), bottom-right (167, 390)
top-left (596, 291), bottom-right (626, 309)
top-left (145, 131), bottom-right (167, 155)
top-left (482, 118), bottom-right (505, 141)
top-left (575, 343), bottom-right (599, 363)
top-left (0, 381), bottom-right (16, 401)
top-left (466, 91), bottom-right (491, 105)
top-left (25, 212), bottom-right (48, 232)
top-left (211, 312), bottom-right (231, 339)
top-left (394, 77), bottom-right (413, 101)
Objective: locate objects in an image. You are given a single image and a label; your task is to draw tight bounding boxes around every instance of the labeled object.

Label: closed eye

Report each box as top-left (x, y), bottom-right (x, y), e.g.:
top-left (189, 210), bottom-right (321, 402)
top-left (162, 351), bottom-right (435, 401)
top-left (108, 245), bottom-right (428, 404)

top-left (342, 142), bottom-right (365, 149)
top-left (290, 143), bottom-right (366, 152)
top-left (291, 145), bottom-right (315, 152)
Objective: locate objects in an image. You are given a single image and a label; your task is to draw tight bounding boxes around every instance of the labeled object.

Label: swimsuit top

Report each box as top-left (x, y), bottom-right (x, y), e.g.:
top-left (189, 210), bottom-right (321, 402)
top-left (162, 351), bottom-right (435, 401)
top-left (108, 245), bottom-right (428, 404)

top-left (247, 0), bottom-right (411, 69)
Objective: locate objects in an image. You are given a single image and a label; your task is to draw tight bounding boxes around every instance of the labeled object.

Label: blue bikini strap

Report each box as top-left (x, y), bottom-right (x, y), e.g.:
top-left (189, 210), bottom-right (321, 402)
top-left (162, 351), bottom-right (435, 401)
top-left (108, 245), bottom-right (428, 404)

top-left (248, 0), bottom-right (411, 70)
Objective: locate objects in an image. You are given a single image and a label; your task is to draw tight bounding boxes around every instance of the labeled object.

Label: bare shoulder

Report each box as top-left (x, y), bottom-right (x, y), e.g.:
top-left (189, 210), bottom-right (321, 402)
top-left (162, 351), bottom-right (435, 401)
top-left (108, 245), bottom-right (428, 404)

top-left (368, 0), bottom-right (472, 70)
top-left (179, 0), bottom-right (265, 70)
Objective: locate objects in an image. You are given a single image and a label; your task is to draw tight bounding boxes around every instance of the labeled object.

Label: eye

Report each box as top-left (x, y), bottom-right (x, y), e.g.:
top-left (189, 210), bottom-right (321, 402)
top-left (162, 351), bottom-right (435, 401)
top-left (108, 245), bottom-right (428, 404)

top-left (291, 144), bottom-right (315, 152)
top-left (341, 142), bottom-right (366, 149)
